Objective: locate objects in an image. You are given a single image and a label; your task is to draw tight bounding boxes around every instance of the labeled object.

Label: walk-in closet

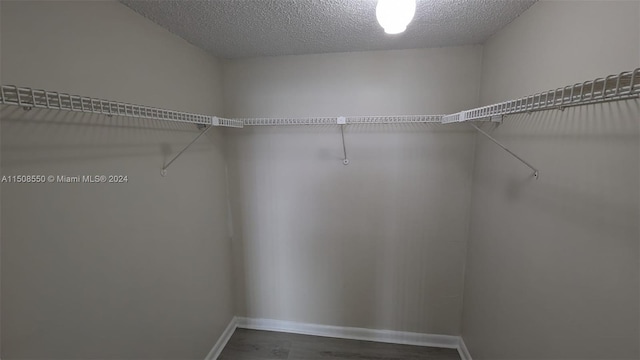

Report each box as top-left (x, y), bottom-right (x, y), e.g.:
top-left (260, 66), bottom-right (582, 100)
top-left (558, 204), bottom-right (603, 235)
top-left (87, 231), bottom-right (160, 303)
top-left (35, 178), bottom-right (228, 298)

top-left (1, 1), bottom-right (638, 359)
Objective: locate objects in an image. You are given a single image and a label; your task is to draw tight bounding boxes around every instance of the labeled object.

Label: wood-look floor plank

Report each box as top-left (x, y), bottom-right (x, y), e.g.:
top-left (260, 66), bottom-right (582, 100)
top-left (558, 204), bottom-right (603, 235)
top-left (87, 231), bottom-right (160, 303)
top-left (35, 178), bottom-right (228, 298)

top-left (218, 329), bottom-right (291, 360)
top-left (218, 329), bottom-right (460, 360)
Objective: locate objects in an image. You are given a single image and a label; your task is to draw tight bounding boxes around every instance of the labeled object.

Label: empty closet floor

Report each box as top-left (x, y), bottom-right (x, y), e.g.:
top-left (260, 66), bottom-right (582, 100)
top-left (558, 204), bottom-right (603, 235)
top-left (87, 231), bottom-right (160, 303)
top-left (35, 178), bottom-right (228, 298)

top-left (218, 328), bottom-right (461, 360)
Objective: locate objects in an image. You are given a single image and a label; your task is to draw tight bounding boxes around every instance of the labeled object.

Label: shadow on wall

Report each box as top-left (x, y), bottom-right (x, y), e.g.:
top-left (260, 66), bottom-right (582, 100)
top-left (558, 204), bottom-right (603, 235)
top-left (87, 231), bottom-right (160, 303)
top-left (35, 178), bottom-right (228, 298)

top-left (0, 106), bottom-right (218, 168)
top-left (475, 100), bottom-right (639, 238)
top-left (228, 123), bottom-right (476, 335)
top-left (462, 99), bottom-right (639, 359)
top-left (1, 105), bottom-right (233, 359)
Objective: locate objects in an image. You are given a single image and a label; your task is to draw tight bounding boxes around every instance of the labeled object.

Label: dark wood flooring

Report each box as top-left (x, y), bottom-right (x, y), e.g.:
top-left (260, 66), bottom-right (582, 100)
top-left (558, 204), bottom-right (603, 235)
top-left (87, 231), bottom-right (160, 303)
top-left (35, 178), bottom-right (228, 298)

top-left (218, 328), bottom-right (461, 360)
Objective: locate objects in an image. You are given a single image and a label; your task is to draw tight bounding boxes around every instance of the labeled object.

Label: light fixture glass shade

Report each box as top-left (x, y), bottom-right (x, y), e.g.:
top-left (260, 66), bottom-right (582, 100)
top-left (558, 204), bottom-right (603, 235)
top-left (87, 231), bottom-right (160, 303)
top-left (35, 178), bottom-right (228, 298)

top-left (376, 0), bottom-right (416, 34)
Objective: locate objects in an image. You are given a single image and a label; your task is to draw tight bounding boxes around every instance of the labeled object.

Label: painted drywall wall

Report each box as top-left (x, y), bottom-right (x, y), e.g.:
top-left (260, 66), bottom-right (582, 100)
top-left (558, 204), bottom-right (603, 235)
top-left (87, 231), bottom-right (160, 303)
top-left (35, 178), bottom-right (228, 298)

top-left (462, 1), bottom-right (640, 359)
top-left (222, 47), bottom-right (482, 335)
top-left (1, 1), bottom-right (233, 359)
top-left (222, 47), bottom-right (482, 118)
top-left (0, 2), bottom-right (3, 357)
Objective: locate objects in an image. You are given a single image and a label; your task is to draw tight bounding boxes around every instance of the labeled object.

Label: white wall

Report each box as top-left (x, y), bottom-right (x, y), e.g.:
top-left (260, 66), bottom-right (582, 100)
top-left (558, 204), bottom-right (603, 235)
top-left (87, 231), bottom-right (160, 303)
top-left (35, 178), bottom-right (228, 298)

top-left (0, 2), bottom-right (3, 356)
top-left (1, 1), bottom-right (233, 359)
top-left (4, 1), bottom-right (637, 359)
top-left (462, 1), bottom-right (640, 359)
top-left (223, 47), bottom-right (482, 335)
top-left (223, 47), bottom-right (482, 118)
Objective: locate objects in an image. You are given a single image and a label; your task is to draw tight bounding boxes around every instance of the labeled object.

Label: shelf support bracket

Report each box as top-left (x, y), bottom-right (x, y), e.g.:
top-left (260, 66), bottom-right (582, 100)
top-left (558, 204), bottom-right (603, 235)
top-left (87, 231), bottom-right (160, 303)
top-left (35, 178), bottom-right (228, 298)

top-left (469, 122), bottom-right (539, 179)
top-left (161, 117), bottom-right (217, 176)
top-left (338, 116), bottom-right (349, 165)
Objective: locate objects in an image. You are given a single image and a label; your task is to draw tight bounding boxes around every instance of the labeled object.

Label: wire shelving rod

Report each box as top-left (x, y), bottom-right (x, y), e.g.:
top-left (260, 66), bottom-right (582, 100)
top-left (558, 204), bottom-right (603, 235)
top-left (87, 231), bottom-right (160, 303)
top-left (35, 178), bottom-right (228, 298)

top-left (0, 85), bottom-right (244, 128)
top-left (239, 115), bottom-right (443, 126)
top-left (2, 68), bottom-right (638, 177)
top-left (443, 68), bottom-right (640, 123)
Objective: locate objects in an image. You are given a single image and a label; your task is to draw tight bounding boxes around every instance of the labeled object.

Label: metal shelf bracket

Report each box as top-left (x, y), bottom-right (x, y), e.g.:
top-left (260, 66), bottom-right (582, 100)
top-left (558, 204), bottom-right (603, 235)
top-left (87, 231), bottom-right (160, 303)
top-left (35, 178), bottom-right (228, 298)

top-left (469, 122), bottom-right (539, 179)
top-left (337, 116), bottom-right (349, 165)
top-left (160, 117), bottom-right (217, 176)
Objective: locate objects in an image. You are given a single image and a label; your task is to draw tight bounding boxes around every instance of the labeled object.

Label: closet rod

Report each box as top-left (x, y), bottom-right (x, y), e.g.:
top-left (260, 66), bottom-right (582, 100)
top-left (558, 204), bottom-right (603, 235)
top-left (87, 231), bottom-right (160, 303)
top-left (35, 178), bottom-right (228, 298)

top-left (0, 85), bottom-right (244, 128)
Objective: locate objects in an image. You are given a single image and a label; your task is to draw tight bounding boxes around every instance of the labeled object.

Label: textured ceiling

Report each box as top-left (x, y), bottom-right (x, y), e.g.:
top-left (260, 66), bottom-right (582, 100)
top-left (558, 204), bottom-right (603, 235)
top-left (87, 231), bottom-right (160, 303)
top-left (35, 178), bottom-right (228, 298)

top-left (121, 0), bottom-right (536, 59)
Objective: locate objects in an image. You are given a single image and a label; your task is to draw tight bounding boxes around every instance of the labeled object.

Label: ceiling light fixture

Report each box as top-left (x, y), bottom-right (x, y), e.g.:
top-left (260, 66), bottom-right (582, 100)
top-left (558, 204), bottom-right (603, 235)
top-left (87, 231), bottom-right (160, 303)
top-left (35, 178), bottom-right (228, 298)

top-left (376, 0), bottom-right (416, 35)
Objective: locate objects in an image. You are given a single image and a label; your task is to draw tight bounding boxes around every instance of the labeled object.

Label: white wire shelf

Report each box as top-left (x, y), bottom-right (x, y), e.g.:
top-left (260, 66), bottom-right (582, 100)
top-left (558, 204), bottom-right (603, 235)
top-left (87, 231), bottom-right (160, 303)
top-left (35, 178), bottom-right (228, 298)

top-left (0, 85), bottom-right (244, 128)
top-left (2, 68), bottom-right (637, 129)
top-left (2, 68), bottom-right (638, 177)
top-left (240, 115), bottom-right (443, 126)
top-left (217, 117), bottom-right (244, 128)
top-left (442, 68), bottom-right (640, 124)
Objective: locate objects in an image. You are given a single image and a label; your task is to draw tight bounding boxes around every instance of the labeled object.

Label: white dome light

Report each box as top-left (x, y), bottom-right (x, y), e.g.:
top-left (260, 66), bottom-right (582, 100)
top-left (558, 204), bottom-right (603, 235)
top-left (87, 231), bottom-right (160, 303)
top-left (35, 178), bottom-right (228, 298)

top-left (376, 0), bottom-right (416, 35)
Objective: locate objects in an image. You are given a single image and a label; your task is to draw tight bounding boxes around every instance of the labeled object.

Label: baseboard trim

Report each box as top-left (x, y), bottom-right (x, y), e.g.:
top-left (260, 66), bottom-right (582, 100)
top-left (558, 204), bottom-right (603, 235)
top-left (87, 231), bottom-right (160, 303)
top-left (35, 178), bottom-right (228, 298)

top-left (237, 317), bottom-right (467, 355)
top-left (204, 316), bottom-right (238, 360)
top-left (206, 316), bottom-right (472, 360)
top-left (458, 337), bottom-right (472, 360)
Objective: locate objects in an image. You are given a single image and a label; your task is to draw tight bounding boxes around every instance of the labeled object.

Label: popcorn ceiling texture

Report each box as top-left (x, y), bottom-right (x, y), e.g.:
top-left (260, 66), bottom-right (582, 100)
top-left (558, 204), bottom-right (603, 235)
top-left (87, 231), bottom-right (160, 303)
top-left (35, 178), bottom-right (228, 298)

top-left (120, 0), bottom-right (536, 59)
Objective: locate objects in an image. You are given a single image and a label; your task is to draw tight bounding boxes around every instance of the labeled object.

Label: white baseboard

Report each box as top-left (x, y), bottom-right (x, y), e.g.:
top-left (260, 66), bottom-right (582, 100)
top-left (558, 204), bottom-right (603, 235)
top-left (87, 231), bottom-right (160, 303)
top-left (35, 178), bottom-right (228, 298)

top-left (204, 316), bottom-right (238, 360)
top-left (205, 316), bottom-right (472, 360)
top-left (458, 336), bottom-right (472, 360)
top-left (236, 317), bottom-right (472, 359)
